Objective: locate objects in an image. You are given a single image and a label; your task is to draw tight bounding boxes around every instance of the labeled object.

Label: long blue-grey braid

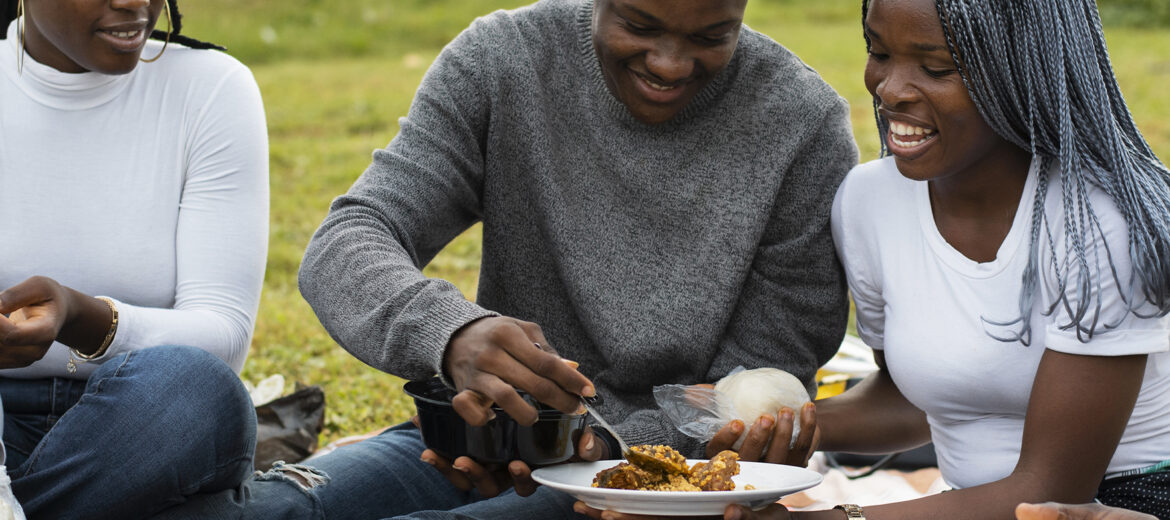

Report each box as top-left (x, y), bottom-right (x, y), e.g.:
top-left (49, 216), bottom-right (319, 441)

top-left (862, 0), bottom-right (1170, 345)
top-left (0, 0), bottom-right (224, 51)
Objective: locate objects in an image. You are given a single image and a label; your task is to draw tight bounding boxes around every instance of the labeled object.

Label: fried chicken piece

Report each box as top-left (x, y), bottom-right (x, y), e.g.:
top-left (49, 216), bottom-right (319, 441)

top-left (689, 450), bottom-right (740, 491)
top-left (626, 444), bottom-right (690, 475)
top-left (592, 462), bottom-right (656, 490)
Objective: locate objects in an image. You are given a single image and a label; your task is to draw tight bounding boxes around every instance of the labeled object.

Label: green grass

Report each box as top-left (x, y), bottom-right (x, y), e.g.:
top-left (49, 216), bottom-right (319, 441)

top-left (178, 1), bottom-right (1170, 445)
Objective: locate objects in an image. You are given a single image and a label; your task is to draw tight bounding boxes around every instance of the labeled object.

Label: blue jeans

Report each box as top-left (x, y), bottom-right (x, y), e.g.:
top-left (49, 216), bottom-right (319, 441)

top-left (153, 422), bottom-right (586, 520)
top-left (0, 346), bottom-right (256, 520)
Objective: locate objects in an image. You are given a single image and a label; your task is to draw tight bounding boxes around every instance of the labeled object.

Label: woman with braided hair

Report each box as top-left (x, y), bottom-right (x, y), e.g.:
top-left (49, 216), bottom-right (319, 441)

top-left (577, 0), bottom-right (1170, 519)
top-left (0, 0), bottom-right (267, 517)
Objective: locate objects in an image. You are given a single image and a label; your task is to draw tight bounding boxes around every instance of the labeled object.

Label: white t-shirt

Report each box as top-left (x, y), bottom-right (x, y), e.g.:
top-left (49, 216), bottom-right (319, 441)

top-left (0, 21), bottom-right (269, 376)
top-left (831, 156), bottom-right (1170, 489)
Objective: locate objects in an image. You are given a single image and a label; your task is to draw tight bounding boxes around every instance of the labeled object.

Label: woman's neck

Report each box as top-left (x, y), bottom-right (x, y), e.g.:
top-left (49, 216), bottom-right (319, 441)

top-left (928, 146), bottom-right (1032, 263)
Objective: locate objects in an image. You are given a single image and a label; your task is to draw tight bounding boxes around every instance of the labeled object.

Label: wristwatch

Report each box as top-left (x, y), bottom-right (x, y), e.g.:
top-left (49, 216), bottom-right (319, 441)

top-left (834, 504), bottom-right (866, 519)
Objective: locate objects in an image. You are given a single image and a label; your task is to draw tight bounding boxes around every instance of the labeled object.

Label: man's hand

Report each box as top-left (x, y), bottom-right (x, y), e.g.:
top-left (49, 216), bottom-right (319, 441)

top-left (1016, 502), bottom-right (1157, 520)
top-left (706, 402), bottom-right (819, 467)
top-left (419, 423), bottom-right (609, 498)
top-left (444, 316), bottom-right (594, 426)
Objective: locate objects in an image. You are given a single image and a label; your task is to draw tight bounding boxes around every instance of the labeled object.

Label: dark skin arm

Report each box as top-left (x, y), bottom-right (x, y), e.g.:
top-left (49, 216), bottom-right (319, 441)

top-left (580, 349), bottom-right (1147, 520)
top-left (814, 351), bottom-right (931, 454)
top-left (0, 275), bottom-right (115, 367)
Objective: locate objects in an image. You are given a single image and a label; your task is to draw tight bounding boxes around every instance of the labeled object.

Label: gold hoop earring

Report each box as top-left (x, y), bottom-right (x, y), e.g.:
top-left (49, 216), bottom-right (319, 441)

top-left (16, 0), bottom-right (25, 75)
top-left (140, 0), bottom-right (171, 63)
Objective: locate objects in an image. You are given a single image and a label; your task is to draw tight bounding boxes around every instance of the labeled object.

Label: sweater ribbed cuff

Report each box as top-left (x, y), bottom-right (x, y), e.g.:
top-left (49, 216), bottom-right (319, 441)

top-left (417, 297), bottom-right (499, 389)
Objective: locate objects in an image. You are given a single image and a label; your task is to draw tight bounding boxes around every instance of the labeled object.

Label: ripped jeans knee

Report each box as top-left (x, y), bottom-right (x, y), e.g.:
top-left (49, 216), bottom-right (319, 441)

top-left (255, 461), bottom-right (329, 492)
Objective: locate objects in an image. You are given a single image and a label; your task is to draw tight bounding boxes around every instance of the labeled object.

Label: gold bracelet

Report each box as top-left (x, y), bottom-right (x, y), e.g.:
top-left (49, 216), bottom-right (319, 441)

top-left (66, 297), bottom-right (119, 374)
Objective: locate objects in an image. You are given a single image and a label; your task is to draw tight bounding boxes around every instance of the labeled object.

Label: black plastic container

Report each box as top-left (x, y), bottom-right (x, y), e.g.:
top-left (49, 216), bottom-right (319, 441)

top-left (404, 377), bottom-right (586, 465)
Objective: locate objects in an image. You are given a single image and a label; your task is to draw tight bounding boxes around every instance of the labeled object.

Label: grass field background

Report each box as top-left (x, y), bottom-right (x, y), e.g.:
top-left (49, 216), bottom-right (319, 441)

top-left (177, 0), bottom-right (1170, 444)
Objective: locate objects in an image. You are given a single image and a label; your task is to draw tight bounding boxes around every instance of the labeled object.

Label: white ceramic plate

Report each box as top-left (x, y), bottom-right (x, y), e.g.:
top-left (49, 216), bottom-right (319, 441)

top-left (532, 460), bottom-right (823, 516)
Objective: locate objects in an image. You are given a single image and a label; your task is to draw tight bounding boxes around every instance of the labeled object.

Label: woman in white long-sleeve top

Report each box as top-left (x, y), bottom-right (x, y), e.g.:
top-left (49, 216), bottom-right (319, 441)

top-left (0, 0), bottom-right (268, 517)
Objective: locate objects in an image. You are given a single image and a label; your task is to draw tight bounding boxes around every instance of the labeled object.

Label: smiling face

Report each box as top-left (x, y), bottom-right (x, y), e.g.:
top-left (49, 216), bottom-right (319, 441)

top-left (863, 0), bottom-right (1023, 183)
top-left (592, 0), bottom-right (747, 125)
top-left (22, 0), bottom-right (165, 74)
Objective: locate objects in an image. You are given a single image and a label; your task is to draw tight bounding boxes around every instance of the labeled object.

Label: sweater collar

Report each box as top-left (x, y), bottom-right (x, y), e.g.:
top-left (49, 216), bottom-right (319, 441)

top-left (575, 0), bottom-right (738, 129)
top-left (2, 19), bottom-right (132, 111)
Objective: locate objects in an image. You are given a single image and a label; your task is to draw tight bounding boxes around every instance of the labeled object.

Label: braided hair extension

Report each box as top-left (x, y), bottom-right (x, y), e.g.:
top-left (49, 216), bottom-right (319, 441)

top-left (863, 0), bottom-right (1170, 344)
top-left (156, 0), bottom-right (224, 51)
top-left (1, 0), bottom-right (14, 34)
top-left (0, 0), bottom-right (224, 51)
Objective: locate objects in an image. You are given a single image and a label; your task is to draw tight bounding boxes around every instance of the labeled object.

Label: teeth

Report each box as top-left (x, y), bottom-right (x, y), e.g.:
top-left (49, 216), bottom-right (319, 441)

top-left (642, 77), bottom-right (675, 91)
top-left (890, 121), bottom-right (934, 137)
top-left (107, 30), bottom-right (139, 39)
top-left (890, 132), bottom-right (936, 148)
top-left (888, 121), bottom-right (938, 149)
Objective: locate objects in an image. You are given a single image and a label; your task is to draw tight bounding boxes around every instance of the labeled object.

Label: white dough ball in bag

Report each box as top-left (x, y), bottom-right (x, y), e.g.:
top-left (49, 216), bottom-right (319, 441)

top-left (714, 367), bottom-right (811, 451)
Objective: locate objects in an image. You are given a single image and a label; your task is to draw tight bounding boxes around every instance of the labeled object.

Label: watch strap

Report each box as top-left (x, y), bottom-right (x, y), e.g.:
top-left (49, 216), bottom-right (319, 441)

top-left (834, 504), bottom-right (866, 519)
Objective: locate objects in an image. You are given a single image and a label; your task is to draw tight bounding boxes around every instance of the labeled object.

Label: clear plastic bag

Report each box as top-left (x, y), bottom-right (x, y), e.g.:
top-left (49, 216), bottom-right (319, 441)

top-left (254, 384), bottom-right (326, 471)
top-left (0, 467), bottom-right (27, 520)
top-left (653, 367), bottom-right (809, 451)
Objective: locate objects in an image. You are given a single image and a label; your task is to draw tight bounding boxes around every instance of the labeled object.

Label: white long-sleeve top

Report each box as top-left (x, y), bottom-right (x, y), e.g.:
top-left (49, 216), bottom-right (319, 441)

top-left (0, 20), bottom-right (269, 376)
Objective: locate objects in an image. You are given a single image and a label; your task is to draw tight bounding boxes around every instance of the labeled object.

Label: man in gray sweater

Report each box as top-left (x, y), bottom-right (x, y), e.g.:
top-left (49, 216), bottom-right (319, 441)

top-left (159, 0), bottom-right (857, 518)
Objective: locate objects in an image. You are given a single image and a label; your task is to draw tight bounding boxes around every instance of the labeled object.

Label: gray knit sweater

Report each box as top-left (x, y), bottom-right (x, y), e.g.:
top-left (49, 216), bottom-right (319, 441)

top-left (300, 0), bottom-right (858, 456)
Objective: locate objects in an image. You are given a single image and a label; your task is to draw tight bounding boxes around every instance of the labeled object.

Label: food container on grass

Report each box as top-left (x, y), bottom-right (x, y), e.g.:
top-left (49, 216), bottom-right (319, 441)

top-left (404, 377), bottom-right (587, 466)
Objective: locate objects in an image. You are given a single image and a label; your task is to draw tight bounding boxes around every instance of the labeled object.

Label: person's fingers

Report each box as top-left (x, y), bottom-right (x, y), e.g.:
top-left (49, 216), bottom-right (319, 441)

top-left (725, 503), bottom-right (790, 520)
top-left (573, 501), bottom-right (606, 520)
top-left (0, 312), bottom-right (56, 348)
top-left (452, 456), bottom-right (507, 498)
top-left (466, 368), bottom-right (543, 425)
top-left (572, 503), bottom-right (680, 520)
top-left (1013, 503), bottom-right (1061, 520)
top-left (725, 504), bottom-right (752, 520)
top-left (805, 425), bottom-right (822, 466)
top-left (0, 344), bottom-right (53, 369)
top-left (446, 317), bottom-right (594, 423)
top-left (455, 324), bottom-right (575, 424)
top-left (764, 408), bottom-right (795, 465)
top-left (444, 319), bottom-right (544, 424)
top-left (736, 415), bottom-right (776, 462)
top-left (575, 501), bottom-right (724, 520)
top-left (577, 427), bottom-right (607, 461)
top-left (520, 321), bottom-right (556, 355)
top-left (0, 305), bottom-right (56, 367)
top-left (706, 420), bottom-right (745, 458)
top-left (451, 388), bottom-right (499, 426)
top-left (420, 449), bottom-right (473, 492)
top-left (792, 402), bottom-right (819, 466)
top-left (494, 328), bottom-right (593, 414)
top-left (0, 276), bottom-right (51, 314)
top-left (0, 312), bottom-right (17, 341)
top-left (508, 460), bottom-right (539, 497)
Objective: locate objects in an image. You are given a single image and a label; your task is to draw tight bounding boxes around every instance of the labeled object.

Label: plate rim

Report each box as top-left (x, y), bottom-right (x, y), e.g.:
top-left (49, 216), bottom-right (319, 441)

top-left (531, 459), bottom-right (823, 508)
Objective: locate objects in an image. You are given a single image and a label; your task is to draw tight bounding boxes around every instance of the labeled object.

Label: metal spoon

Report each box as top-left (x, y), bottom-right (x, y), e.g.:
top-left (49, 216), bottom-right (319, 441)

top-left (579, 395), bottom-right (630, 455)
top-left (580, 396), bottom-right (688, 474)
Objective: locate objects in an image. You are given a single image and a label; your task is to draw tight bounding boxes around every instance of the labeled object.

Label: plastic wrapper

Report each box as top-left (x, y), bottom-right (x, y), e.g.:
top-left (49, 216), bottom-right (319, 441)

top-left (0, 467), bottom-right (26, 520)
top-left (654, 367), bottom-right (810, 452)
top-left (254, 384), bottom-right (326, 471)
